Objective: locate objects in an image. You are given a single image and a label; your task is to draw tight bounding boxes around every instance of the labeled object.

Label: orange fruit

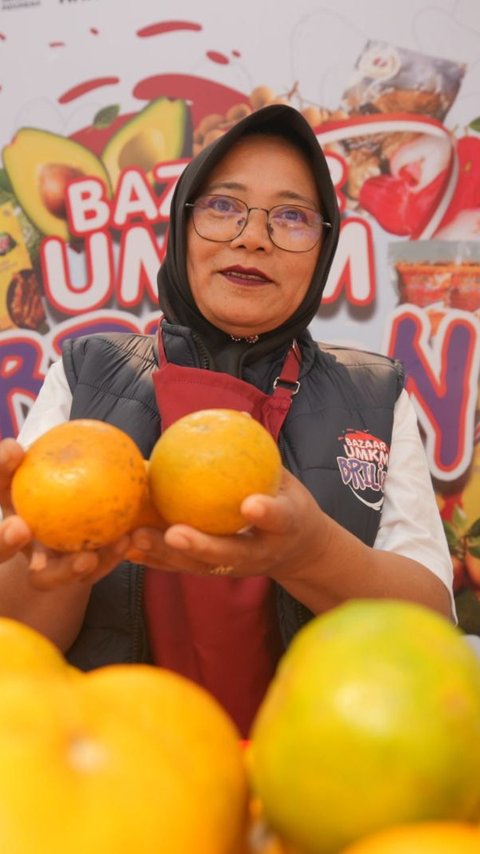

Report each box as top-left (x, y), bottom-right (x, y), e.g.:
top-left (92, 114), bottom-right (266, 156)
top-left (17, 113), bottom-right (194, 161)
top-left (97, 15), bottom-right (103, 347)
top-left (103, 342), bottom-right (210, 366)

top-left (0, 616), bottom-right (69, 677)
top-left (78, 665), bottom-right (249, 853)
top-left (0, 661), bottom-right (248, 854)
top-left (126, 461), bottom-right (168, 562)
top-left (148, 409), bottom-right (282, 534)
top-left (247, 796), bottom-right (297, 854)
top-left (11, 419), bottom-right (147, 551)
top-left (129, 460), bottom-right (167, 530)
top-left (249, 600), bottom-right (480, 854)
top-left (339, 821), bottom-right (480, 853)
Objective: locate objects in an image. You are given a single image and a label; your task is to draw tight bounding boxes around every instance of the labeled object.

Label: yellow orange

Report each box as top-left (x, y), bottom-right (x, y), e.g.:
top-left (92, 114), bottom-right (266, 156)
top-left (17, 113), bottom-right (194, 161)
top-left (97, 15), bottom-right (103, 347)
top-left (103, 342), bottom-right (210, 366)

top-left (339, 821), bottom-right (480, 853)
top-left (0, 616), bottom-right (68, 677)
top-left (148, 409), bottom-right (282, 535)
top-left (0, 656), bottom-right (249, 853)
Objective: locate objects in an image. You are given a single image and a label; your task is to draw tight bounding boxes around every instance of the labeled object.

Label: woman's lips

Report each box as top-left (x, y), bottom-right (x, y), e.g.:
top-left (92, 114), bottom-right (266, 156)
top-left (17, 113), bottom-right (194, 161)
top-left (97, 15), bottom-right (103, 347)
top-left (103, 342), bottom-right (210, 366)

top-left (220, 265), bottom-right (272, 285)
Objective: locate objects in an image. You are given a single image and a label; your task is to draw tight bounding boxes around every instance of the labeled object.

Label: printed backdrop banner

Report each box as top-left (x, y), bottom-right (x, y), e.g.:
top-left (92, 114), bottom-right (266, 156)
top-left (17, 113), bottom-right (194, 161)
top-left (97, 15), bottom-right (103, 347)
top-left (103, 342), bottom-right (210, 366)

top-left (1, 0), bottom-right (480, 626)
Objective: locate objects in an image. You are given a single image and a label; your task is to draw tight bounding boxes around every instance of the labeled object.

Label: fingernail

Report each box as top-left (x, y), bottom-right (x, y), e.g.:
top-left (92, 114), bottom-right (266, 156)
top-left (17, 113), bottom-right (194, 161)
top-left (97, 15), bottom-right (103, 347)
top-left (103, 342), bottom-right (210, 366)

top-left (30, 553), bottom-right (47, 571)
top-left (73, 554), bottom-right (95, 574)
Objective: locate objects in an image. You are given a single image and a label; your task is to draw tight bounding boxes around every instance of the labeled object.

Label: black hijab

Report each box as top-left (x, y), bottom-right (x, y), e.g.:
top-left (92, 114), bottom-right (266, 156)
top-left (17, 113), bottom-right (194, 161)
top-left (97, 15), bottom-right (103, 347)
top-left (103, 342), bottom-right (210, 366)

top-left (157, 103), bottom-right (340, 372)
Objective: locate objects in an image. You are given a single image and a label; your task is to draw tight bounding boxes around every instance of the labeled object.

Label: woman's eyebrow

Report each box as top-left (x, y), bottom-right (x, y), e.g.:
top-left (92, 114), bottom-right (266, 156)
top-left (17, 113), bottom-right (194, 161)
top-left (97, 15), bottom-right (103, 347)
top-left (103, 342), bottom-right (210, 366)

top-left (205, 180), bottom-right (246, 194)
top-left (205, 181), bottom-right (319, 208)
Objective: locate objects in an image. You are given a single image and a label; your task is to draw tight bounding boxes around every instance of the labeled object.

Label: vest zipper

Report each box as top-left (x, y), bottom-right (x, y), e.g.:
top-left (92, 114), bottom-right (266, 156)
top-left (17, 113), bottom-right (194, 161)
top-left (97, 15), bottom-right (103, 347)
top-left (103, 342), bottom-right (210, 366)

top-left (191, 332), bottom-right (211, 369)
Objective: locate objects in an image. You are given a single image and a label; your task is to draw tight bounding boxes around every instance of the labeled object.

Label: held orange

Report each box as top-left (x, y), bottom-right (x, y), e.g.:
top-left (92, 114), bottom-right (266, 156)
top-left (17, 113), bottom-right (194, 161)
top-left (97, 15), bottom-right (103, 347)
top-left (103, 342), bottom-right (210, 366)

top-left (125, 461), bottom-right (168, 563)
top-left (129, 461), bottom-right (167, 531)
top-left (11, 419), bottom-right (146, 552)
top-left (148, 409), bottom-right (282, 535)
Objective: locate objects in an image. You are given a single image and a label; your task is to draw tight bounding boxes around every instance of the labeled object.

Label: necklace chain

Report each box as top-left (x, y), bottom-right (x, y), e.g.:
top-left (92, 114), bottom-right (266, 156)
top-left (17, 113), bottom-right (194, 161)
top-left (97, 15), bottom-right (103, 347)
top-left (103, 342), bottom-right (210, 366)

top-left (229, 334), bottom-right (259, 344)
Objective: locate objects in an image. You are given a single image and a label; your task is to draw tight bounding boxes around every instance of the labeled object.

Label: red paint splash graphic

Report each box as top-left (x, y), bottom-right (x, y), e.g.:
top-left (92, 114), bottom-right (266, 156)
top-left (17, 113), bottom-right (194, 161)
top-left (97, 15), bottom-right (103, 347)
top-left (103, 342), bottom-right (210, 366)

top-left (0, 33), bottom-right (6, 41)
top-left (90, 28), bottom-right (99, 35)
top-left (137, 20), bottom-right (202, 38)
top-left (206, 51), bottom-right (229, 65)
top-left (49, 42), bottom-right (66, 48)
top-left (232, 50), bottom-right (241, 58)
top-left (58, 76), bottom-right (120, 104)
top-left (132, 73), bottom-right (249, 128)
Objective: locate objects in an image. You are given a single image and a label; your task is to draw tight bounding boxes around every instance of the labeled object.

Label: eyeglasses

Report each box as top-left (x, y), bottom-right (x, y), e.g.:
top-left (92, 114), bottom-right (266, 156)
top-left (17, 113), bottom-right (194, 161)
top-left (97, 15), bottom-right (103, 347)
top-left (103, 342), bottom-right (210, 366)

top-left (185, 194), bottom-right (331, 253)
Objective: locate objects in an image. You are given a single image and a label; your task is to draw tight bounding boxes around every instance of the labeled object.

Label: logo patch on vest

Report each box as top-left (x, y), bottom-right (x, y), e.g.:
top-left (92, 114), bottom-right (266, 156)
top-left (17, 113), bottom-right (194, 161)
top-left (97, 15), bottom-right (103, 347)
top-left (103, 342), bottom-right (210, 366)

top-left (337, 429), bottom-right (390, 511)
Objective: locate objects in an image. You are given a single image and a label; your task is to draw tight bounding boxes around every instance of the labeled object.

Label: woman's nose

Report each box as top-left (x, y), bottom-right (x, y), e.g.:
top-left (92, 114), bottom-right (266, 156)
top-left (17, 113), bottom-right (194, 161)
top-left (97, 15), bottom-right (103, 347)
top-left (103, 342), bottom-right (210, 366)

top-left (230, 208), bottom-right (273, 251)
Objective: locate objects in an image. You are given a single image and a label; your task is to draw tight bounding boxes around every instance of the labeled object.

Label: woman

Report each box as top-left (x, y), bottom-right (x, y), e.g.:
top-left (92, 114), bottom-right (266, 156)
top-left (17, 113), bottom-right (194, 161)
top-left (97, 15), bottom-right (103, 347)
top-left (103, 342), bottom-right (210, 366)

top-left (0, 105), bottom-right (453, 735)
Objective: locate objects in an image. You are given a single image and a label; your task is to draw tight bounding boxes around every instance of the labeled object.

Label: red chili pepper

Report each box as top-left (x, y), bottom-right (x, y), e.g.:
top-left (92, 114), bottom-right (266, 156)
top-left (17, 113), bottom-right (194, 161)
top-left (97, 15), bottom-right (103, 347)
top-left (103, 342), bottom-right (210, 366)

top-left (359, 168), bottom-right (449, 237)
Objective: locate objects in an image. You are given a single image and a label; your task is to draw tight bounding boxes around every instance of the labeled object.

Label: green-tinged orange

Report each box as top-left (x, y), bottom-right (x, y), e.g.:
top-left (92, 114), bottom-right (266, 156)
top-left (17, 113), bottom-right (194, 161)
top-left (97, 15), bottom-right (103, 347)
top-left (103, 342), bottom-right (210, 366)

top-left (249, 600), bottom-right (480, 854)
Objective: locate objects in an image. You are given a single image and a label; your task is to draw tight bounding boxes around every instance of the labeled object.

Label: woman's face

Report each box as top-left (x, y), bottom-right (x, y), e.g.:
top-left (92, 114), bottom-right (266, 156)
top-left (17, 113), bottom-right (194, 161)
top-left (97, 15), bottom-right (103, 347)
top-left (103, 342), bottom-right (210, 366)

top-left (186, 135), bottom-right (323, 337)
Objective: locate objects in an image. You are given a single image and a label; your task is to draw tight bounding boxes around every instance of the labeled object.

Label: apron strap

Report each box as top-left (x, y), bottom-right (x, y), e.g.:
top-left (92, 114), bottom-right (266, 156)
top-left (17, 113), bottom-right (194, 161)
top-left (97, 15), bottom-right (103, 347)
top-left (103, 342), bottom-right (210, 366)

top-left (155, 322), bottom-right (302, 440)
top-left (271, 339), bottom-right (301, 403)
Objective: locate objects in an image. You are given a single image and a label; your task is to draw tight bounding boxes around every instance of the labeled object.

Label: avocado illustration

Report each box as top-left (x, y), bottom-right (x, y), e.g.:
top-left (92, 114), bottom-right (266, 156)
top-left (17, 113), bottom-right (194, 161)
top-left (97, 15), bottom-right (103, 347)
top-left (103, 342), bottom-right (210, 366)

top-left (2, 128), bottom-right (111, 242)
top-left (101, 97), bottom-right (192, 189)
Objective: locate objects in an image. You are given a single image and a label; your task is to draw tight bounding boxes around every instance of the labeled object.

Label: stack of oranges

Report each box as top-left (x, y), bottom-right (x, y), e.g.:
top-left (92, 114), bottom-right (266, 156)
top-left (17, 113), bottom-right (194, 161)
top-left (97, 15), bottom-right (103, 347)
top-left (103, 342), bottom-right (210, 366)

top-left (0, 618), bottom-right (249, 854)
top-left (11, 409), bottom-right (282, 551)
top-left (9, 414), bottom-right (480, 853)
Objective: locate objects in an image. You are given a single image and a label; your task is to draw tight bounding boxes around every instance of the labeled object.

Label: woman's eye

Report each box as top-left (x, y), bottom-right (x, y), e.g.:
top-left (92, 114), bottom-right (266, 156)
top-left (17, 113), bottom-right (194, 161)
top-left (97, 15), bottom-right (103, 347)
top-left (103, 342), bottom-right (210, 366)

top-left (207, 196), bottom-right (241, 214)
top-left (274, 206), bottom-right (308, 226)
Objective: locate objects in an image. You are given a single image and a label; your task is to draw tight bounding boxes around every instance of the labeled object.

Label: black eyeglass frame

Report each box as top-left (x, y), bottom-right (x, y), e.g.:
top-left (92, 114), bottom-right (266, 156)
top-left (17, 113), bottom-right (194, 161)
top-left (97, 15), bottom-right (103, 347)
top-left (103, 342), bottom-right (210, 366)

top-left (185, 194), bottom-right (332, 253)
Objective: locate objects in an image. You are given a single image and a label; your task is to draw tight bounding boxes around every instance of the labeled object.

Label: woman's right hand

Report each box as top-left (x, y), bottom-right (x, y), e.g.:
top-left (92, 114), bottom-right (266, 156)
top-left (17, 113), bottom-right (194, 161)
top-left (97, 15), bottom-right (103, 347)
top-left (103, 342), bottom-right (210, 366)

top-left (0, 438), bottom-right (32, 562)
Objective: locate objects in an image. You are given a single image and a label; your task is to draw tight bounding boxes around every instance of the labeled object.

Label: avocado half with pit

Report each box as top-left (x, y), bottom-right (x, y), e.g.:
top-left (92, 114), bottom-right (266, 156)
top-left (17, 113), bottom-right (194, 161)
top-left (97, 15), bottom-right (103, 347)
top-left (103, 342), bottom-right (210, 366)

top-left (101, 97), bottom-right (192, 188)
top-left (2, 128), bottom-right (111, 242)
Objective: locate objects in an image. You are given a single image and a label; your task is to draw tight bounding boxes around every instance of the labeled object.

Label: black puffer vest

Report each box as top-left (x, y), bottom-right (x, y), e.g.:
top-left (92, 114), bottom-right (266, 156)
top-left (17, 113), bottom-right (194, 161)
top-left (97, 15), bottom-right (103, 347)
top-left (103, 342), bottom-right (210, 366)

top-left (62, 323), bottom-right (404, 669)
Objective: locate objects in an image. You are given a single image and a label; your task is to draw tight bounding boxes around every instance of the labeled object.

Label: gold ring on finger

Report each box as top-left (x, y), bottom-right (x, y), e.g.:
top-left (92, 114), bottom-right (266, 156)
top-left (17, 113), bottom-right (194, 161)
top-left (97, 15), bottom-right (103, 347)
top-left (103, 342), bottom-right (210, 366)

top-left (208, 565), bottom-right (235, 576)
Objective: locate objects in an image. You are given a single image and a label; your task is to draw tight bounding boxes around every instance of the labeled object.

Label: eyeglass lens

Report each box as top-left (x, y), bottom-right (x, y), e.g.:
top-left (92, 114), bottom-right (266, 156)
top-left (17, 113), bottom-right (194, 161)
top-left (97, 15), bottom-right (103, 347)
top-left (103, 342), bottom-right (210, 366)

top-left (189, 194), bottom-right (327, 252)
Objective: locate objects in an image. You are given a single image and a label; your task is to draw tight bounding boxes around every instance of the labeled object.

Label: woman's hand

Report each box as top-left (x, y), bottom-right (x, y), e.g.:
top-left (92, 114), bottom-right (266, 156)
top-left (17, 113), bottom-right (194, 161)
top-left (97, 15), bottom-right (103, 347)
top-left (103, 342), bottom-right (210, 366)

top-left (127, 467), bottom-right (326, 580)
top-left (127, 464), bottom-right (453, 621)
top-left (0, 438), bottom-right (32, 562)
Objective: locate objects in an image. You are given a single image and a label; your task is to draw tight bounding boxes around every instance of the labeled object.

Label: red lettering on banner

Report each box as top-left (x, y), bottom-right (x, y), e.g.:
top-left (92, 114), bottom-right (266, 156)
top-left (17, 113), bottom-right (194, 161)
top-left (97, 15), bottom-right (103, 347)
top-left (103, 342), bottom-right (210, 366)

top-left (66, 160), bottom-right (189, 238)
top-left (322, 218), bottom-right (376, 305)
top-left (385, 306), bottom-right (480, 481)
top-left (324, 151), bottom-right (348, 214)
top-left (67, 177), bottom-right (111, 235)
top-left (41, 226), bottom-right (167, 314)
top-left (41, 231), bottom-right (115, 314)
top-left (153, 159), bottom-right (190, 219)
top-left (116, 223), bottom-right (166, 307)
top-left (0, 312), bottom-right (160, 437)
top-left (112, 169), bottom-right (161, 227)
